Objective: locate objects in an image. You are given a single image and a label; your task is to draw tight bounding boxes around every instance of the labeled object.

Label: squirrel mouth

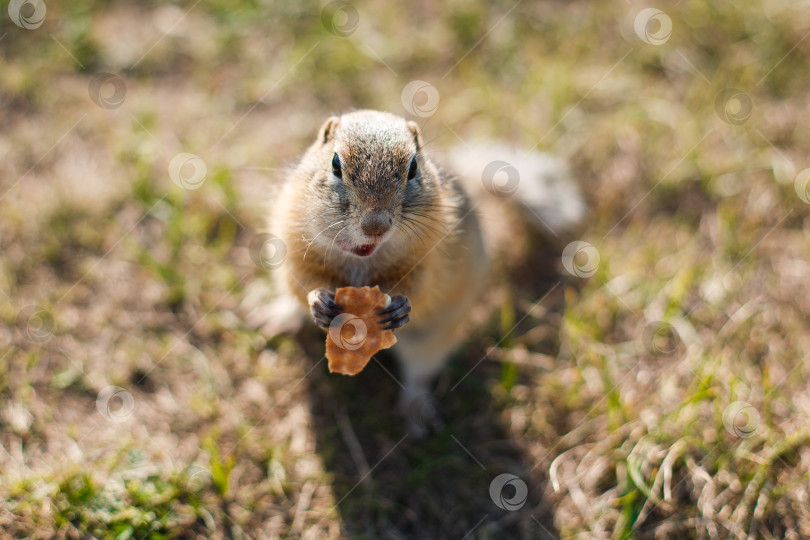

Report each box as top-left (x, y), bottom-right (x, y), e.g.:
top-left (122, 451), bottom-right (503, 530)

top-left (350, 244), bottom-right (377, 257)
top-left (351, 244), bottom-right (377, 257)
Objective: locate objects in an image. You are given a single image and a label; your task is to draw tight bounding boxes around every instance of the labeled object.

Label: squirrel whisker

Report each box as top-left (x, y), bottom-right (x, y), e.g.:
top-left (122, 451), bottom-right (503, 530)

top-left (323, 223), bottom-right (351, 267)
top-left (401, 215), bottom-right (450, 238)
top-left (303, 219), bottom-right (346, 262)
top-left (395, 220), bottom-right (425, 247)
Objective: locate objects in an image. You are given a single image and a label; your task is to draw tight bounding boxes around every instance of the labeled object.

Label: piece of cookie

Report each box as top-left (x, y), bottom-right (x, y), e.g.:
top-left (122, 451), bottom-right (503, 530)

top-left (326, 285), bottom-right (397, 375)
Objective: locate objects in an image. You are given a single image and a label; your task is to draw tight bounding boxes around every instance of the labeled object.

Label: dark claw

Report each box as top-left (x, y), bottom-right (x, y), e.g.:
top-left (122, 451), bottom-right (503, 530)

top-left (382, 315), bottom-right (410, 330)
top-left (308, 288), bottom-right (343, 329)
top-left (313, 313), bottom-right (334, 328)
top-left (313, 301), bottom-right (341, 319)
top-left (378, 294), bottom-right (411, 330)
top-left (320, 290), bottom-right (344, 312)
top-left (378, 294), bottom-right (411, 315)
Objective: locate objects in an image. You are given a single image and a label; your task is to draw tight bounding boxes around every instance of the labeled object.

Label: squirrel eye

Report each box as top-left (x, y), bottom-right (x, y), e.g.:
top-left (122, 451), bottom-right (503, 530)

top-left (332, 153), bottom-right (342, 180)
top-left (407, 157), bottom-right (418, 181)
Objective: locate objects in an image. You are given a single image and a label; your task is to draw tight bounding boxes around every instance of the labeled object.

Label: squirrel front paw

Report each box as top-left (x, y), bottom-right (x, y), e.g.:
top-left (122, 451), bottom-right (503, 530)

top-left (307, 289), bottom-right (343, 329)
top-left (378, 294), bottom-right (411, 330)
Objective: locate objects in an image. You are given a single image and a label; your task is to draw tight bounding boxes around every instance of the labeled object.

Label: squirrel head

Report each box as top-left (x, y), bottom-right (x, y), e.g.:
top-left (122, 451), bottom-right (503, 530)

top-left (297, 110), bottom-right (443, 259)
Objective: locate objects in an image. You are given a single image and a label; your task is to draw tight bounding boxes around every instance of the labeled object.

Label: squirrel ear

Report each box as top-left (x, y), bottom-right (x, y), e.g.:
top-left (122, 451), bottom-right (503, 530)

top-left (406, 120), bottom-right (422, 151)
top-left (319, 116), bottom-right (340, 144)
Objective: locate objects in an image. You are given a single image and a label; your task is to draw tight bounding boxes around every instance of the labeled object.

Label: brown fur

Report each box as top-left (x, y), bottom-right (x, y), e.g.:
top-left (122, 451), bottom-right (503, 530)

top-left (271, 110), bottom-right (488, 336)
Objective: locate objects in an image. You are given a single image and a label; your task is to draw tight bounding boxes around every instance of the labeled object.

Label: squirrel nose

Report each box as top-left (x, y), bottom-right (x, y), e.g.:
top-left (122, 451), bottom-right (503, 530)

top-left (360, 210), bottom-right (393, 237)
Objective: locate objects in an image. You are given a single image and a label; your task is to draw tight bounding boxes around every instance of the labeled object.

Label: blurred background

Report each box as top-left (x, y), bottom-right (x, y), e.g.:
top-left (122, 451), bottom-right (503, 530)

top-left (2, 0), bottom-right (810, 538)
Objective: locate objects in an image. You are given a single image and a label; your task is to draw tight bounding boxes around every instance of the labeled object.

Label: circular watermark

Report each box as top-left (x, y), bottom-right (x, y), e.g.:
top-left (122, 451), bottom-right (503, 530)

top-left (8, 0), bottom-right (46, 29)
top-left (185, 464), bottom-right (210, 491)
top-left (328, 313), bottom-right (367, 351)
top-left (88, 73), bottom-right (127, 110)
top-left (482, 160), bottom-right (520, 197)
top-left (17, 305), bottom-right (54, 343)
top-left (722, 401), bottom-right (760, 439)
top-left (793, 168), bottom-right (810, 204)
top-left (249, 233), bottom-right (288, 270)
top-left (714, 89), bottom-right (753, 125)
top-left (401, 80), bottom-right (440, 118)
top-left (489, 473), bottom-right (528, 511)
top-left (561, 241), bottom-right (600, 278)
top-left (634, 8), bottom-right (672, 45)
top-left (406, 392), bottom-right (442, 435)
top-left (96, 386), bottom-right (135, 423)
top-left (169, 153), bottom-right (207, 190)
top-left (642, 321), bottom-right (681, 356)
top-left (321, 0), bottom-right (359, 37)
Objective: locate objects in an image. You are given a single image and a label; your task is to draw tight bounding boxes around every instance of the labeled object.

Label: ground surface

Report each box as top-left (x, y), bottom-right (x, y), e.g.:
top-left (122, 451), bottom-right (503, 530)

top-left (1, 0), bottom-right (810, 538)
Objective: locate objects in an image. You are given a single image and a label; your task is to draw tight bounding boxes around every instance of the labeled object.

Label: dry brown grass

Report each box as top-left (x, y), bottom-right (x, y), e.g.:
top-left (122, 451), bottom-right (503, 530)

top-left (1, 0), bottom-right (809, 538)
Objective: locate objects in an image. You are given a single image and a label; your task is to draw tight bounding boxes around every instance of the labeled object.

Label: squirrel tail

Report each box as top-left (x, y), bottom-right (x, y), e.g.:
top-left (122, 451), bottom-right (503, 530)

top-left (447, 142), bottom-right (585, 237)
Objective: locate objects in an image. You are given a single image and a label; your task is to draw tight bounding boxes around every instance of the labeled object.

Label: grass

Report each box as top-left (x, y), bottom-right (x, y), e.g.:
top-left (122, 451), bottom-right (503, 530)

top-left (1, 0), bottom-right (809, 538)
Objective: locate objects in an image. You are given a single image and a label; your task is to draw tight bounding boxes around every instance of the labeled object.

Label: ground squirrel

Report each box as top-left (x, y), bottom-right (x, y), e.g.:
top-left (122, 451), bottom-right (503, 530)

top-left (266, 109), bottom-right (583, 437)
